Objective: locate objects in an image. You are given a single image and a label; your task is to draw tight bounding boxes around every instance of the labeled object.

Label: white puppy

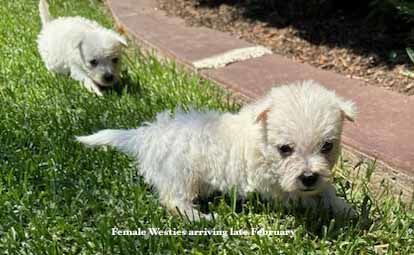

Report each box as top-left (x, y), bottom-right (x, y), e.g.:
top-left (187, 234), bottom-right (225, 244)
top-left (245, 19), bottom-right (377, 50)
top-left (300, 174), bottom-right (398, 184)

top-left (77, 81), bottom-right (357, 220)
top-left (37, 0), bottom-right (127, 96)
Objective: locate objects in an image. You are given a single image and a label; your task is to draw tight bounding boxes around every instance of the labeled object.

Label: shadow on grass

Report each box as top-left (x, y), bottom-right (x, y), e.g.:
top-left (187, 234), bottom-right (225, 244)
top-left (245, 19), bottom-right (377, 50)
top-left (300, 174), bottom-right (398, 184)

top-left (192, 190), bottom-right (373, 238)
top-left (192, 0), bottom-right (413, 68)
top-left (100, 69), bottom-right (144, 97)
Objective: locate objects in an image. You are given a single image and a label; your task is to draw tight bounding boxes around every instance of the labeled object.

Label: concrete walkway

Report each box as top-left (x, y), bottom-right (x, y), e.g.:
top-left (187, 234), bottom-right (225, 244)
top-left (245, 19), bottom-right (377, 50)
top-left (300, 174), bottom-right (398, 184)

top-left (106, 0), bottom-right (414, 196)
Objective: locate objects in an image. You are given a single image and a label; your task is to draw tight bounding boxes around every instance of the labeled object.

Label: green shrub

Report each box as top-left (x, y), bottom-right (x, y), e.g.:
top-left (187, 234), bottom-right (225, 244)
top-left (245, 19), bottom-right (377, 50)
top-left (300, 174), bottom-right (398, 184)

top-left (369, 0), bottom-right (414, 23)
top-left (389, 0), bottom-right (414, 21)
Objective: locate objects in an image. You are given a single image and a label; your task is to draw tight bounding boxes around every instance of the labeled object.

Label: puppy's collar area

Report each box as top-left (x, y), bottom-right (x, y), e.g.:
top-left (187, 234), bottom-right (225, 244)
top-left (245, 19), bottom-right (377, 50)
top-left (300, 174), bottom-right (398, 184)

top-left (77, 40), bottom-right (87, 64)
top-left (77, 41), bottom-right (94, 75)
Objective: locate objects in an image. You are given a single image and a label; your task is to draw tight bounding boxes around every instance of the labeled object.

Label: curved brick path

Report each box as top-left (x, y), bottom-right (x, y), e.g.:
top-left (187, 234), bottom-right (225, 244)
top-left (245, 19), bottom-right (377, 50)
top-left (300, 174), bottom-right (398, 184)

top-left (106, 0), bottom-right (414, 197)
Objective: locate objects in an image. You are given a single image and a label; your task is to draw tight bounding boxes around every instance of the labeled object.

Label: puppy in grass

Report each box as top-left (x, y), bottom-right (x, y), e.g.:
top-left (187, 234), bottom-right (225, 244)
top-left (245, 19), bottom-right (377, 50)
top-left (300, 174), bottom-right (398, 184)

top-left (37, 0), bottom-right (127, 96)
top-left (77, 80), bottom-right (357, 221)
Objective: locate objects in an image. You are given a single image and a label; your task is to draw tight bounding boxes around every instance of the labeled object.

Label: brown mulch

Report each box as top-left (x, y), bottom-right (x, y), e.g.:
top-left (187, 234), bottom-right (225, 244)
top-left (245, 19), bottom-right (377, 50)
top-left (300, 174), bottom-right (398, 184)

top-left (157, 0), bottom-right (414, 95)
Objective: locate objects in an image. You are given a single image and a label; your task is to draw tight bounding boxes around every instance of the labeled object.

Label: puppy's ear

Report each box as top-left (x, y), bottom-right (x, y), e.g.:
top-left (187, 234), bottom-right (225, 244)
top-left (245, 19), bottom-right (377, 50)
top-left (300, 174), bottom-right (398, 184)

top-left (115, 35), bottom-right (128, 47)
top-left (114, 23), bottom-right (128, 47)
top-left (255, 108), bottom-right (270, 144)
top-left (255, 108), bottom-right (271, 126)
top-left (116, 23), bottom-right (127, 36)
top-left (338, 99), bottom-right (357, 122)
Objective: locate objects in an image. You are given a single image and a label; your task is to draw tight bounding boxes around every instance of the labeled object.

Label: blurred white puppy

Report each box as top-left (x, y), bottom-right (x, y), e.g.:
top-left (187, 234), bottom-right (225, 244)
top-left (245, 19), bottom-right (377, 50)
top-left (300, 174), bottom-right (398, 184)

top-left (37, 0), bottom-right (127, 96)
top-left (77, 81), bottom-right (357, 220)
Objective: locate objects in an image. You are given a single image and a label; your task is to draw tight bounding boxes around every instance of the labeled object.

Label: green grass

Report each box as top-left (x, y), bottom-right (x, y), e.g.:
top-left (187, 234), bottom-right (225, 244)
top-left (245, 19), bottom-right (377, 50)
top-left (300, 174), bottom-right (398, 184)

top-left (0, 0), bottom-right (413, 254)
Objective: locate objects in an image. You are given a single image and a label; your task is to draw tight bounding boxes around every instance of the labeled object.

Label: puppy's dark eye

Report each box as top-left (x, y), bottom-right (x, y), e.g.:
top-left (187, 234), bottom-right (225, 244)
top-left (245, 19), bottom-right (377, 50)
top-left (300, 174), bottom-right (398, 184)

top-left (321, 142), bottom-right (334, 154)
top-left (112, 57), bottom-right (119, 64)
top-left (89, 59), bottom-right (98, 67)
top-left (278, 145), bottom-right (294, 157)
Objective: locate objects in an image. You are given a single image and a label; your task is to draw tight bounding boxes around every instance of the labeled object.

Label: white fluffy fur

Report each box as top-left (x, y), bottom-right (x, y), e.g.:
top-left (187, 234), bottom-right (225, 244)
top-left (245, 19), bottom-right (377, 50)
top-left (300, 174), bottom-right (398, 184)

top-left (77, 81), bottom-right (357, 220)
top-left (37, 0), bottom-right (127, 96)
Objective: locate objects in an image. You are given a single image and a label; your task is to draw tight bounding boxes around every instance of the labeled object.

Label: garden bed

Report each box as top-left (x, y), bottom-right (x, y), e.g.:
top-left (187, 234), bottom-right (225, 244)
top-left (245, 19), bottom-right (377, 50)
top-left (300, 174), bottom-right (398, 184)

top-left (158, 0), bottom-right (414, 95)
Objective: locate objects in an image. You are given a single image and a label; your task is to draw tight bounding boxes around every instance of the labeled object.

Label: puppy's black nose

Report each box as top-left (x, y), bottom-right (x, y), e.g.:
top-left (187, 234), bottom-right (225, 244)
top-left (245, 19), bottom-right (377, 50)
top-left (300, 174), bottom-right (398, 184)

top-left (103, 73), bottom-right (114, 82)
top-left (299, 172), bottom-right (319, 187)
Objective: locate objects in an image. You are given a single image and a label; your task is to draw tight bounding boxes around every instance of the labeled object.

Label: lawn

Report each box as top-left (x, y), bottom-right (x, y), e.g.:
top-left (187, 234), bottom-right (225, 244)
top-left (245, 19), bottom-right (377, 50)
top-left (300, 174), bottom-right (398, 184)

top-left (0, 0), bottom-right (413, 254)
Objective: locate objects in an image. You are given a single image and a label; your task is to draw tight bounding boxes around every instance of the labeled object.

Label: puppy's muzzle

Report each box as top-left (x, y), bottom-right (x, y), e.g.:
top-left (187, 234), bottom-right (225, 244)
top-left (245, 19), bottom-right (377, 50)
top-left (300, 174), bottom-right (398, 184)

top-left (103, 73), bottom-right (115, 83)
top-left (299, 171), bottom-right (319, 188)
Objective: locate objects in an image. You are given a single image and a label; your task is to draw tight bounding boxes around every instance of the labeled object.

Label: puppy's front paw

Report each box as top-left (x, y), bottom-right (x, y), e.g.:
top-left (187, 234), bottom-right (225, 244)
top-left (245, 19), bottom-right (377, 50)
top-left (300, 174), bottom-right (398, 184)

top-left (93, 89), bottom-right (103, 97)
top-left (89, 85), bottom-right (103, 97)
top-left (330, 197), bottom-right (357, 219)
top-left (83, 79), bottom-right (103, 96)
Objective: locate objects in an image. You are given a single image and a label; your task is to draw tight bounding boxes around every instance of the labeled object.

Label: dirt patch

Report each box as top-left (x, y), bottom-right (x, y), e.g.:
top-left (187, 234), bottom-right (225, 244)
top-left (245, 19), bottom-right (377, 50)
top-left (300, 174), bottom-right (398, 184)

top-left (157, 0), bottom-right (414, 95)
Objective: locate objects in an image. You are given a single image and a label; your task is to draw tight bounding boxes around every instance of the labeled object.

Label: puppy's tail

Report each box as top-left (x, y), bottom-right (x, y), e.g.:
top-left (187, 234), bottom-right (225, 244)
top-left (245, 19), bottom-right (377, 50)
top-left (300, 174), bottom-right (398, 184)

top-left (39, 0), bottom-right (52, 26)
top-left (76, 129), bottom-right (140, 156)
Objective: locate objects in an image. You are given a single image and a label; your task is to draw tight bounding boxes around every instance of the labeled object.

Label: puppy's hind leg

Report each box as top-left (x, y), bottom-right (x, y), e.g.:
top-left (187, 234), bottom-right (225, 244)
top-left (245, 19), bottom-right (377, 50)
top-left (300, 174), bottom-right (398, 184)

top-left (160, 187), bottom-right (215, 221)
top-left (166, 199), bottom-right (214, 222)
